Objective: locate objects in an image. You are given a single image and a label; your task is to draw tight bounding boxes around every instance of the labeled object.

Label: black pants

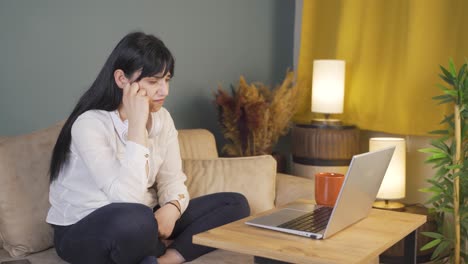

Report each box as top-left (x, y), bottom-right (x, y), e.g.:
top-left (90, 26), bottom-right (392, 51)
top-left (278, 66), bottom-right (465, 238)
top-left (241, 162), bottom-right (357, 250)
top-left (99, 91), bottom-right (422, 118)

top-left (52, 192), bottom-right (250, 264)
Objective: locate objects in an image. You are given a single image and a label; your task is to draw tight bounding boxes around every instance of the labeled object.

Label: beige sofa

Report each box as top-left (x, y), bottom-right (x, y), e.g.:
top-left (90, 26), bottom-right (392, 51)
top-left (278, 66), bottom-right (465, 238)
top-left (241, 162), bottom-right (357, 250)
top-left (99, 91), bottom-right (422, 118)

top-left (0, 123), bottom-right (314, 264)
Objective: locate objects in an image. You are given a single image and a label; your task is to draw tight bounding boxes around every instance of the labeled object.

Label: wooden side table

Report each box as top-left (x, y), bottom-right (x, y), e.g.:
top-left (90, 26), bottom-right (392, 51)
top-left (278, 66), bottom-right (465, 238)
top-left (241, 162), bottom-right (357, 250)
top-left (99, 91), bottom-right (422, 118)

top-left (291, 123), bottom-right (360, 179)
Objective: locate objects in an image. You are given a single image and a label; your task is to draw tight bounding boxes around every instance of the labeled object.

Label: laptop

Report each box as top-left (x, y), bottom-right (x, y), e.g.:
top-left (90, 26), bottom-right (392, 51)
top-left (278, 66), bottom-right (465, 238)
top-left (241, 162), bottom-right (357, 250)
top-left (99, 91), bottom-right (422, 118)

top-left (245, 147), bottom-right (395, 239)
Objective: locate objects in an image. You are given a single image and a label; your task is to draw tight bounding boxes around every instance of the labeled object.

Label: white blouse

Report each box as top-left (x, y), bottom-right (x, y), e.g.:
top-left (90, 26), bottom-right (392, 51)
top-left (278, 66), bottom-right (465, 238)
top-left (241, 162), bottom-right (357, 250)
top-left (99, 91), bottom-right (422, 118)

top-left (46, 107), bottom-right (190, 225)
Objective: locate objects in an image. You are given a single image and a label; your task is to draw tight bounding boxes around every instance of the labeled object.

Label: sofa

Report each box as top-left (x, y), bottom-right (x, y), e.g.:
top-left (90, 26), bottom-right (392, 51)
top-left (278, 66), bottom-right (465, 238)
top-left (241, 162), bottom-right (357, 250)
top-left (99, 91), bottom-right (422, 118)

top-left (0, 122), bottom-right (315, 264)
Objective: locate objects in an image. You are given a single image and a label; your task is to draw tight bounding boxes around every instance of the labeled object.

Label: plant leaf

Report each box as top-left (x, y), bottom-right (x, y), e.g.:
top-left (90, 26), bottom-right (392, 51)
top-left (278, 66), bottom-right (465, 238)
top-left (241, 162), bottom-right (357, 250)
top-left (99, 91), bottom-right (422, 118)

top-left (427, 153), bottom-right (448, 161)
top-left (434, 167), bottom-right (449, 179)
top-left (432, 94), bottom-right (452, 101)
top-left (437, 97), bottom-right (455, 105)
top-left (430, 139), bottom-right (450, 152)
top-left (436, 83), bottom-right (450, 91)
top-left (419, 186), bottom-right (442, 194)
top-left (421, 238), bottom-right (442, 251)
top-left (448, 58), bottom-right (457, 76)
top-left (446, 164), bottom-right (462, 170)
top-left (419, 148), bottom-right (445, 154)
top-left (441, 64), bottom-right (455, 79)
top-left (428, 130), bottom-right (449, 135)
top-left (440, 74), bottom-right (454, 86)
top-left (432, 240), bottom-right (450, 259)
top-left (458, 63), bottom-right (467, 82)
top-left (421, 232), bottom-right (444, 239)
top-left (440, 114), bottom-right (454, 125)
top-left (443, 90), bottom-right (457, 96)
top-left (440, 207), bottom-right (454, 214)
top-left (427, 194), bottom-right (443, 204)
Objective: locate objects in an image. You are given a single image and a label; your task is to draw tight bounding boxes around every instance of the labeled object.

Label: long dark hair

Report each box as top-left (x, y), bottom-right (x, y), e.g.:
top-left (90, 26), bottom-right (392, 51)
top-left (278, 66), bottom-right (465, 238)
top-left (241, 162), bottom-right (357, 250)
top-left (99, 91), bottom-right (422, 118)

top-left (49, 32), bottom-right (175, 182)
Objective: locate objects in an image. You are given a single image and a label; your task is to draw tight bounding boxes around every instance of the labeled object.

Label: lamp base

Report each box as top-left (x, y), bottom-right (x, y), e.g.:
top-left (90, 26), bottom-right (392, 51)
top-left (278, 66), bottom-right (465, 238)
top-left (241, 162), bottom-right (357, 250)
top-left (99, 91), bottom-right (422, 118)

top-left (311, 113), bottom-right (343, 126)
top-left (373, 200), bottom-right (405, 211)
top-left (311, 118), bottom-right (342, 126)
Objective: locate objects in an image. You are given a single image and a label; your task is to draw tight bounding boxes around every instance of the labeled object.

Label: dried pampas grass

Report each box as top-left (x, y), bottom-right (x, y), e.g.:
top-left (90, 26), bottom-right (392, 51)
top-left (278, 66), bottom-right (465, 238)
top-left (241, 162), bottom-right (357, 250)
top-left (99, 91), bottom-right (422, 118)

top-left (214, 71), bottom-right (299, 156)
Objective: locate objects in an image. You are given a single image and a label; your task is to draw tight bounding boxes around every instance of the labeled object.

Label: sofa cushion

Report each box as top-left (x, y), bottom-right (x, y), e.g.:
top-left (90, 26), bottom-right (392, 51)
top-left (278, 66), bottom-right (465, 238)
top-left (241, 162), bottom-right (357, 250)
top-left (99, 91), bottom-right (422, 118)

top-left (178, 129), bottom-right (218, 159)
top-left (0, 136), bottom-right (8, 144)
top-left (274, 173), bottom-right (315, 207)
top-left (0, 122), bottom-right (63, 257)
top-left (183, 155), bottom-right (277, 215)
top-left (0, 248), bottom-right (66, 264)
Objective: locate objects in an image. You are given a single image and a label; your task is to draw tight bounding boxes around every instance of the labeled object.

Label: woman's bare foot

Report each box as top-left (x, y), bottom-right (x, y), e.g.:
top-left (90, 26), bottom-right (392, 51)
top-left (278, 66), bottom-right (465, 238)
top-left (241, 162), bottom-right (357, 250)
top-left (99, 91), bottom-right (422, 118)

top-left (157, 248), bottom-right (185, 264)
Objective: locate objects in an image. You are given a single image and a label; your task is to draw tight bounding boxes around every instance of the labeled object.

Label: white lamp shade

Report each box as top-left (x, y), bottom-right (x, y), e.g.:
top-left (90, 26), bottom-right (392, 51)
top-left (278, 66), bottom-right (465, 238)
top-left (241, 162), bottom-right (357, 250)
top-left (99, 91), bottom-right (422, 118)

top-left (369, 138), bottom-right (406, 200)
top-left (311, 60), bottom-right (345, 114)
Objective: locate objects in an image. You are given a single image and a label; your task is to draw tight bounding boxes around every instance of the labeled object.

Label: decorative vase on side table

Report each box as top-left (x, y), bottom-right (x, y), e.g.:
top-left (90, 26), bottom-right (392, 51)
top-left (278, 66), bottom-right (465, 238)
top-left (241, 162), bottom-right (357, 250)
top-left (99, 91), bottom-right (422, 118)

top-left (291, 122), bottom-right (360, 180)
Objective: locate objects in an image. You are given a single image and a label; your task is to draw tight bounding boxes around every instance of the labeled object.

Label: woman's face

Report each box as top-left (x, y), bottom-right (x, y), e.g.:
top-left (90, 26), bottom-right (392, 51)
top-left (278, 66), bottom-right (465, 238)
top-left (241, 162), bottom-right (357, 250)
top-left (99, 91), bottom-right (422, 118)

top-left (136, 72), bottom-right (172, 112)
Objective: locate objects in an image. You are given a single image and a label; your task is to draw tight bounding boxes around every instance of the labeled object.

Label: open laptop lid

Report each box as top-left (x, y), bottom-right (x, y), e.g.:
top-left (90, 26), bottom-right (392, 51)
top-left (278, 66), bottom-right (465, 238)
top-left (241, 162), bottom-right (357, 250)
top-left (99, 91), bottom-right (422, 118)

top-left (323, 147), bottom-right (395, 238)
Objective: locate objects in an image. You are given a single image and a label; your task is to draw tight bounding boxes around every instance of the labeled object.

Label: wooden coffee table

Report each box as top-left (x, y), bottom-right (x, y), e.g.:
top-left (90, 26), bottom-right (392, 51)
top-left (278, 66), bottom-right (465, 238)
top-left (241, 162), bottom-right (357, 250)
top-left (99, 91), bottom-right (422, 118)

top-left (193, 199), bottom-right (426, 264)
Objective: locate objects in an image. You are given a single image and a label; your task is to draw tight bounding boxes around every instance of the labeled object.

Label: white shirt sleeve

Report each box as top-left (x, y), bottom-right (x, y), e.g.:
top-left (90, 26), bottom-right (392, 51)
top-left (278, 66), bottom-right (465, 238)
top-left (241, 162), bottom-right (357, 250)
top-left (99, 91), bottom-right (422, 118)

top-left (71, 116), bottom-right (149, 203)
top-left (156, 120), bottom-right (190, 213)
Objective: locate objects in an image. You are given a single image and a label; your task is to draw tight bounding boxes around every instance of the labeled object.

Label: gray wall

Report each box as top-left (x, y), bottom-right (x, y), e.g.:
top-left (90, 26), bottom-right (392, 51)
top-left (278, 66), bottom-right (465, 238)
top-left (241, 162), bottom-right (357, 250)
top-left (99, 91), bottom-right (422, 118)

top-left (0, 0), bottom-right (295, 152)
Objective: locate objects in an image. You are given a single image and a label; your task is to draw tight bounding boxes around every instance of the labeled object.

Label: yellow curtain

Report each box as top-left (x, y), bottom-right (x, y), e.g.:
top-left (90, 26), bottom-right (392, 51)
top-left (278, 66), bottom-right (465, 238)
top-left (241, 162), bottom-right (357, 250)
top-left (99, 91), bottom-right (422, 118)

top-left (295, 0), bottom-right (468, 136)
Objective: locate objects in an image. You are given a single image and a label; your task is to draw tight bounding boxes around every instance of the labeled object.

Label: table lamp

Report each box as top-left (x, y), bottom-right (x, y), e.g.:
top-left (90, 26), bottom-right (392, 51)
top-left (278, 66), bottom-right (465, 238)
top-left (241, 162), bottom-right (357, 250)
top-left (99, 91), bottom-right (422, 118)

top-left (369, 137), bottom-right (406, 210)
top-left (291, 59), bottom-right (359, 180)
top-left (311, 60), bottom-right (345, 124)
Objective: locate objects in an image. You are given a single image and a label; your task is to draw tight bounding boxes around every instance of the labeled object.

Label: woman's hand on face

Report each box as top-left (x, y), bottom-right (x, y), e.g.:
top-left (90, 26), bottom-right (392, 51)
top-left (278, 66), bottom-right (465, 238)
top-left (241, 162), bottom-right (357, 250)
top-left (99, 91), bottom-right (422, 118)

top-left (154, 203), bottom-right (180, 239)
top-left (122, 82), bottom-right (150, 128)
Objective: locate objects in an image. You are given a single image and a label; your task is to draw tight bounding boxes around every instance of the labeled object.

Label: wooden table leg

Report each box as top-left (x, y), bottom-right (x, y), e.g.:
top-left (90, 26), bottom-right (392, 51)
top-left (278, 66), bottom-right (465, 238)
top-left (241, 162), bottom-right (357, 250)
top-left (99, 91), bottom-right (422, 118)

top-left (403, 230), bottom-right (417, 264)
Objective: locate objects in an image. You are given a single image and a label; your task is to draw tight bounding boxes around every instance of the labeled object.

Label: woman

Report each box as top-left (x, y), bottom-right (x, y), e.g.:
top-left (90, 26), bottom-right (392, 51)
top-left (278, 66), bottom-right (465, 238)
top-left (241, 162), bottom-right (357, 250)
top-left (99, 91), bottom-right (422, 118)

top-left (46, 32), bottom-right (250, 264)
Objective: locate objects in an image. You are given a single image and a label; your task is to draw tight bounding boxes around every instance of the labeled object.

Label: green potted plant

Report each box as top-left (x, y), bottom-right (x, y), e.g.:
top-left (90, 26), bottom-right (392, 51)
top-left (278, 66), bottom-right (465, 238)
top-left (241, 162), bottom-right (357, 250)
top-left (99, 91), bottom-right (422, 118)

top-left (419, 59), bottom-right (468, 263)
top-left (214, 70), bottom-right (298, 161)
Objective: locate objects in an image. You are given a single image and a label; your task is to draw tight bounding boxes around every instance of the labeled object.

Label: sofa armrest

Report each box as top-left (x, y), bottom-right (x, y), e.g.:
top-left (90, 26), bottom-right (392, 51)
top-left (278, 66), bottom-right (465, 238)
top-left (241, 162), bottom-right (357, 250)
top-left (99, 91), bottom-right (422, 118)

top-left (275, 173), bottom-right (315, 207)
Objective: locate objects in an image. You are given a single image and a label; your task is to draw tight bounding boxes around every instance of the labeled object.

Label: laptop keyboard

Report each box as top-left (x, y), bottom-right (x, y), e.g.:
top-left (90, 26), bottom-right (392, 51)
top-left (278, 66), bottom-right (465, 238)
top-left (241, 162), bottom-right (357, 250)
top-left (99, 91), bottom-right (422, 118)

top-left (278, 206), bottom-right (333, 233)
